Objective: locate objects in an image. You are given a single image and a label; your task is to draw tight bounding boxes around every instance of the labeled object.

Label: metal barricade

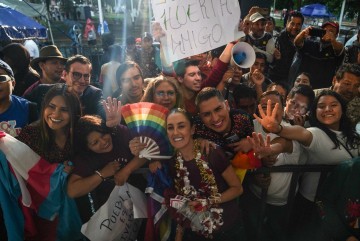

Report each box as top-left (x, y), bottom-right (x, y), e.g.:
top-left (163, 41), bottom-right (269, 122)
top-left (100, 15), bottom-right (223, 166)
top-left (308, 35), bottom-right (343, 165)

top-left (250, 164), bottom-right (336, 241)
top-left (133, 164), bottom-right (337, 241)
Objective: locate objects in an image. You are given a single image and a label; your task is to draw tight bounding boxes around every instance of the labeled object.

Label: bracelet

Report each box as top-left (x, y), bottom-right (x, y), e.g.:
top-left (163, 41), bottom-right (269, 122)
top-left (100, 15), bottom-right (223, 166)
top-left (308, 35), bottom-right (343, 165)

top-left (94, 170), bottom-right (106, 181)
top-left (273, 124), bottom-right (283, 134)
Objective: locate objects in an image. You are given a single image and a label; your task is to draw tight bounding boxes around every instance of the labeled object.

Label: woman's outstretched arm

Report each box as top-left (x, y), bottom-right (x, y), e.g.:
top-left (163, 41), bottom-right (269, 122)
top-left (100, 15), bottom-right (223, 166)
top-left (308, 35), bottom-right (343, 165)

top-left (253, 99), bottom-right (313, 147)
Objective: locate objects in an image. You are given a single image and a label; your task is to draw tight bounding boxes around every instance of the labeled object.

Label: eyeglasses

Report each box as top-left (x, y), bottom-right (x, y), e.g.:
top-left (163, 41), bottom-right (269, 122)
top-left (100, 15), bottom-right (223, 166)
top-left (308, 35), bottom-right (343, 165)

top-left (289, 99), bottom-right (308, 114)
top-left (0, 75), bottom-right (11, 83)
top-left (155, 91), bottom-right (175, 98)
top-left (70, 71), bottom-right (91, 81)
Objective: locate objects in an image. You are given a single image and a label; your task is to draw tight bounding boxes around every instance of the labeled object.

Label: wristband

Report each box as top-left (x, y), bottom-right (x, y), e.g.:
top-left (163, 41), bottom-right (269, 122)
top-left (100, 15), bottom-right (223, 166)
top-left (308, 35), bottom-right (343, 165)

top-left (273, 124), bottom-right (283, 134)
top-left (95, 170), bottom-right (105, 181)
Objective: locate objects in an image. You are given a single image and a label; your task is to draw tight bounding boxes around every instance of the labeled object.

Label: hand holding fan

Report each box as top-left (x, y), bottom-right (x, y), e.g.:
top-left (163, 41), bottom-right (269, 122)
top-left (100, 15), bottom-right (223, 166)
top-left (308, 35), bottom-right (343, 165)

top-left (121, 102), bottom-right (173, 160)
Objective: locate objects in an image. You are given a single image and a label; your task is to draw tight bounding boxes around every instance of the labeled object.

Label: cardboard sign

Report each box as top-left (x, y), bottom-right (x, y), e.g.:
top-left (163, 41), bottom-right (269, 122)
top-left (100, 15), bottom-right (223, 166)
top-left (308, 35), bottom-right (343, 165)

top-left (151, 0), bottom-right (241, 62)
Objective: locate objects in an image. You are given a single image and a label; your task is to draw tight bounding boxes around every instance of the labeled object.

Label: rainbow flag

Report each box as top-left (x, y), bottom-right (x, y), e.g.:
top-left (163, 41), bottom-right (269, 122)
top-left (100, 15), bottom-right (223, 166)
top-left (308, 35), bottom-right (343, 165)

top-left (0, 132), bottom-right (82, 241)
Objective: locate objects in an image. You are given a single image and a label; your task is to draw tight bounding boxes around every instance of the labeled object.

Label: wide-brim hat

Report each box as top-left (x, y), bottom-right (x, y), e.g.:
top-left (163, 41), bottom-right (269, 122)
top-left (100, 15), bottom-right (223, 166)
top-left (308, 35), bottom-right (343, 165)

top-left (249, 12), bottom-right (265, 23)
top-left (30, 45), bottom-right (67, 70)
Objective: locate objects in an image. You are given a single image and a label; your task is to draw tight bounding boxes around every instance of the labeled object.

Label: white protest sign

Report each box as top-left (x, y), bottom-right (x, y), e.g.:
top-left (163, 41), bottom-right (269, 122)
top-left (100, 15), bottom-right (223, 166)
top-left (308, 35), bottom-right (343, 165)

top-left (81, 183), bottom-right (146, 241)
top-left (151, 0), bottom-right (241, 62)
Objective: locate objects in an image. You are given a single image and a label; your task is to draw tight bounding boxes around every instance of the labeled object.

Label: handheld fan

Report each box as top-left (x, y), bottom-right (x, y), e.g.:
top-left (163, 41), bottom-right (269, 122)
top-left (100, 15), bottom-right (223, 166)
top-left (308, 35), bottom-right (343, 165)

top-left (121, 102), bottom-right (173, 160)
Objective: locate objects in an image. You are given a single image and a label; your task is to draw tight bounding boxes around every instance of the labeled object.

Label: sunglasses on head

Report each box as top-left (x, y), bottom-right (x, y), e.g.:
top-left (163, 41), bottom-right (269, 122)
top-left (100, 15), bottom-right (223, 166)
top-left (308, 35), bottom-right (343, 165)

top-left (0, 75), bottom-right (12, 83)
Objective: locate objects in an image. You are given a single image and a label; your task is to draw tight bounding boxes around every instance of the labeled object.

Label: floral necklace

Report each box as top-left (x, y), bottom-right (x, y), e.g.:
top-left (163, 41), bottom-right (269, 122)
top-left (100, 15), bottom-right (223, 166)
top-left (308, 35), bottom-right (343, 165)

top-left (174, 139), bottom-right (223, 238)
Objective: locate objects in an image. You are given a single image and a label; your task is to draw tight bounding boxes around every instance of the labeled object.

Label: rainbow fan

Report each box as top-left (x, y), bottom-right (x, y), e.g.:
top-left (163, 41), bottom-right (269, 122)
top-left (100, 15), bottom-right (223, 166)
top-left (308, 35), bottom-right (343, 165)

top-left (121, 102), bottom-right (173, 160)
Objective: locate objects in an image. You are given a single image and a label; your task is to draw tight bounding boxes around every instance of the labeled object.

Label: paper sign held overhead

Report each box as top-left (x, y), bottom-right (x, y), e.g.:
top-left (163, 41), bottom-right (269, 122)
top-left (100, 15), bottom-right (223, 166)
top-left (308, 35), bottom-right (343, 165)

top-left (151, 0), bottom-right (241, 62)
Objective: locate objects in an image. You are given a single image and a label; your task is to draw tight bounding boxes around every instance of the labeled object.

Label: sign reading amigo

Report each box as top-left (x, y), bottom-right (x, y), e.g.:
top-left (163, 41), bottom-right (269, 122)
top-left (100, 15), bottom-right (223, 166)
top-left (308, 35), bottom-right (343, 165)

top-left (151, 0), bottom-right (241, 62)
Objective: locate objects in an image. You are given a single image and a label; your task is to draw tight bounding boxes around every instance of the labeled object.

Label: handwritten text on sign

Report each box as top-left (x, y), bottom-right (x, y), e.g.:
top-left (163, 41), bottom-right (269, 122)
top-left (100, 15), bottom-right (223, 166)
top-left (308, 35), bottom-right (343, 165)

top-left (151, 0), bottom-right (241, 62)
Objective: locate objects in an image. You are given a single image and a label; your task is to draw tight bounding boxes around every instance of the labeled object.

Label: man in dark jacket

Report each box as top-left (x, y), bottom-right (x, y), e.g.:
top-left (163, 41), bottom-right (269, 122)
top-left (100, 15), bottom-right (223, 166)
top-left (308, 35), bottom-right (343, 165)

top-left (269, 11), bottom-right (304, 84)
top-left (290, 21), bottom-right (344, 89)
top-left (25, 55), bottom-right (105, 118)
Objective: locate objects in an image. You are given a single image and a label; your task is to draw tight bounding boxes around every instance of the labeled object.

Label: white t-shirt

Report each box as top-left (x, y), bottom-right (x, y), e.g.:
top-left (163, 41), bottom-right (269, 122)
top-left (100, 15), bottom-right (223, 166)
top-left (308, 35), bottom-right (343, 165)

top-left (250, 121), bottom-right (307, 206)
top-left (101, 61), bottom-right (121, 95)
top-left (24, 40), bottom-right (39, 59)
top-left (299, 127), bottom-right (359, 201)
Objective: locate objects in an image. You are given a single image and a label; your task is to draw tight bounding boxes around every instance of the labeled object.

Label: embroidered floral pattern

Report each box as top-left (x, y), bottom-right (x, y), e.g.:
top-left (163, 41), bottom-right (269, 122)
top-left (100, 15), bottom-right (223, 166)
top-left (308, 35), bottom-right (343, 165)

top-left (174, 139), bottom-right (223, 238)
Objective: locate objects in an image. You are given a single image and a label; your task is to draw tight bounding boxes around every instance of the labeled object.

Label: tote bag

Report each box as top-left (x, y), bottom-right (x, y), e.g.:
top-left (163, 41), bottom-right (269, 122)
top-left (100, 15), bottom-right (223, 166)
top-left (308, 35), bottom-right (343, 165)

top-left (81, 183), bottom-right (147, 241)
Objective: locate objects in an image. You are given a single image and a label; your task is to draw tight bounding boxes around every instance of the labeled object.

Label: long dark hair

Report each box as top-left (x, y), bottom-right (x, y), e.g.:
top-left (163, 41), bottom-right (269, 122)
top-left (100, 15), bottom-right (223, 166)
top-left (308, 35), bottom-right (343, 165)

top-left (76, 115), bottom-right (112, 153)
top-left (39, 84), bottom-right (82, 156)
top-left (308, 90), bottom-right (360, 149)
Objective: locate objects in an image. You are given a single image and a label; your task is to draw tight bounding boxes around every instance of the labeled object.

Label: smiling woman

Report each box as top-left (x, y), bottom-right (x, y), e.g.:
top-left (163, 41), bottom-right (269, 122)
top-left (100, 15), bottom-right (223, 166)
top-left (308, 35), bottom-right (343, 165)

top-left (16, 84), bottom-right (82, 240)
top-left (165, 108), bottom-right (245, 241)
top-left (141, 75), bottom-right (184, 110)
top-left (67, 98), bottom-right (147, 230)
top-left (254, 89), bottom-right (360, 239)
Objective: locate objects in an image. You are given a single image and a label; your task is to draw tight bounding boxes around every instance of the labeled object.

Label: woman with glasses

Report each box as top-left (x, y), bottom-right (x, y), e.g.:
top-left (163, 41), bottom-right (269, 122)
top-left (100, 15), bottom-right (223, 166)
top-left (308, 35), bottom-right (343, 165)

top-left (67, 98), bottom-right (146, 227)
top-left (141, 75), bottom-right (184, 110)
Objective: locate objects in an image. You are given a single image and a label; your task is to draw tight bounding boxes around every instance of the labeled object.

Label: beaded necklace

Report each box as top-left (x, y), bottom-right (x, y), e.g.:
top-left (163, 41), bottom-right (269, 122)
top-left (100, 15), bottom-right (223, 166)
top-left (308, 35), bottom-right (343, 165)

top-left (174, 139), bottom-right (223, 237)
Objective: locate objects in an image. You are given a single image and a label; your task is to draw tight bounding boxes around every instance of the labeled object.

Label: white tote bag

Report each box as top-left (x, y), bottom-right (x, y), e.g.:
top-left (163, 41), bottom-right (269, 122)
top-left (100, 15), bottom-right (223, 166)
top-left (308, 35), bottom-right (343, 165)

top-left (81, 183), bottom-right (147, 241)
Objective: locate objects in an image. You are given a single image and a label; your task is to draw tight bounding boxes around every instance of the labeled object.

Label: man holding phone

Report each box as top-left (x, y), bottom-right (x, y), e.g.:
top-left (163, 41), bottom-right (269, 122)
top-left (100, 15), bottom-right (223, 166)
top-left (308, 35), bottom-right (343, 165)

top-left (291, 21), bottom-right (344, 89)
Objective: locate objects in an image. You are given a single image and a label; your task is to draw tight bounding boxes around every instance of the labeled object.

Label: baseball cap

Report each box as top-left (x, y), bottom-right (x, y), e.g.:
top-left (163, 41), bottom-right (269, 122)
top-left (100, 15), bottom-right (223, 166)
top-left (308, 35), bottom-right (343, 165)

top-left (0, 59), bottom-right (14, 79)
top-left (249, 12), bottom-right (265, 23)
top-left (322, 21), bottom-right (339, 34)
top-left (143, 32), bottom-right (153, 41)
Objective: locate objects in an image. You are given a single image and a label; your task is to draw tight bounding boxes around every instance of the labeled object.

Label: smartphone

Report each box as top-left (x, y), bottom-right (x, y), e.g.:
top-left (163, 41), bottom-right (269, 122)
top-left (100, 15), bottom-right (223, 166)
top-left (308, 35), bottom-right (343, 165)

top-left (309, 28), bottom-right (326, 38)
top-left (225, 134), bottom-right (240, 144)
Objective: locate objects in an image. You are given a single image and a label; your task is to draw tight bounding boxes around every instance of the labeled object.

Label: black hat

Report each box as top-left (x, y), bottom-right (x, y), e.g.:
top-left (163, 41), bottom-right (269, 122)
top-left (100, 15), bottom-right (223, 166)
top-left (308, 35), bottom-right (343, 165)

top-left (0, 59), bottom-right (14, 79)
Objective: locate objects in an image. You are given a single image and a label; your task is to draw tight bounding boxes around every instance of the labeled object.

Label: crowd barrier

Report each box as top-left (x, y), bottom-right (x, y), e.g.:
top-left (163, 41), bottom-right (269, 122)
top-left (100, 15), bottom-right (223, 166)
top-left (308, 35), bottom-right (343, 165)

top-left (134, 164), bottom-right (337, 241)
top-left (250, 164), bottom-right (336, 241)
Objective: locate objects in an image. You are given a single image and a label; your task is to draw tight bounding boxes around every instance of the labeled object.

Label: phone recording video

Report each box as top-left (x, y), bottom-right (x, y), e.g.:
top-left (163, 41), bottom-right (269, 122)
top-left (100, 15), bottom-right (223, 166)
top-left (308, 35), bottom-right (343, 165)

top-left (309, 28), bottom-right (326, 38)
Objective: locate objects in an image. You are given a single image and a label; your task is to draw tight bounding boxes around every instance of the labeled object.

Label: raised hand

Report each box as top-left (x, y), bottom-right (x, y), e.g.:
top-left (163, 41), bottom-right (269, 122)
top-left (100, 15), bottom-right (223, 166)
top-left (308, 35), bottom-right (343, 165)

top-left (247, 132), bottom-right (272, 159)
top-left (253, 99), bottom-right (282, 133)
top-left (102, 97), bottom-right (122, 128)
top-left (251, 69), bottom-right (265, 87)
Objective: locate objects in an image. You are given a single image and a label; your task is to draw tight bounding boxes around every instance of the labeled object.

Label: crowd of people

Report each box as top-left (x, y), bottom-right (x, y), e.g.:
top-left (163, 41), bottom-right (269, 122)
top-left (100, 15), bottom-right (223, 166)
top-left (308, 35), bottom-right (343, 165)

top-left (0, 5), bottom-right (360, 241)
